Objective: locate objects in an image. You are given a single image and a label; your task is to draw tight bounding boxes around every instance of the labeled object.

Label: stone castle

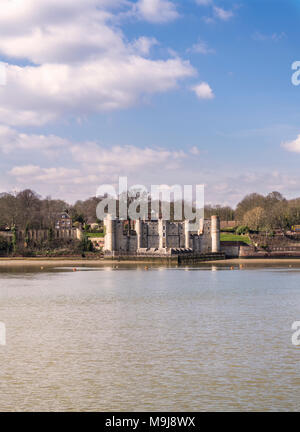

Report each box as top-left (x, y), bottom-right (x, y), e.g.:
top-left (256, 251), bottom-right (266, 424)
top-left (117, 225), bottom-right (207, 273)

top-left (104, 215), bottom-right (220, 256)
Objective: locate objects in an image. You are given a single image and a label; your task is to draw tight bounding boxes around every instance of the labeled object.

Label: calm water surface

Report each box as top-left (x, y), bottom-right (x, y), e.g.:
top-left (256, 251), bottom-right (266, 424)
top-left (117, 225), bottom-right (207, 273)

top-left (0, 263), bottom-right (300, 411)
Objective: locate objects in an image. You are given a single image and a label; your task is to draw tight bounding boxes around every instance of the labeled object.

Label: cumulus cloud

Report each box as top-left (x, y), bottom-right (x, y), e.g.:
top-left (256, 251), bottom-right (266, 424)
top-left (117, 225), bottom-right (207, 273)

top-left (131, 36), bottom-right (159, 55)
top-left (187, 40), bottom-right (215, 55)
top-left (135, 0), bottom-right (179, 23)
top-left (192, 82), bottom-right (214, 99)
top-left (0, 125), bottom-right (70, 153)
top-left (0, 0), bottom-right (194, 126)
top-left (9, 165), bottom-right (80, 182)
top-left (252, 31), bottom-right (287, 42)
top-left (3, 126), bottom-right (188, 197)
top-left (190, 146), bottom-right (200, 155)
top-left (71, 142), bottom-right (186, 173)
top-left (0, 1), bottom-right (219, 202)
top-left (207, 171), bottom-right (300, 206)
top-left (213, 6), bottom-right (233, 21)
top-left (0, 57), bottom-right (194, 126)
top-left (4, 126), bottom-right (300, 206)
top-left (195, 1), bottom-right (234, 23)
top-left (282, 135), bottom-right (300, 153)
top-left (195, 0), bottom-right (212, 5)
top-left (0, 0), bottom-right (126, 63)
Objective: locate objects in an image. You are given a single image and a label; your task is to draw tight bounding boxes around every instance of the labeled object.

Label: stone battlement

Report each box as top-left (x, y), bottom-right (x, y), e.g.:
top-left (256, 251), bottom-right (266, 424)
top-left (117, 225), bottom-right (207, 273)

top-left (103, 216), bottom-right (220, 256)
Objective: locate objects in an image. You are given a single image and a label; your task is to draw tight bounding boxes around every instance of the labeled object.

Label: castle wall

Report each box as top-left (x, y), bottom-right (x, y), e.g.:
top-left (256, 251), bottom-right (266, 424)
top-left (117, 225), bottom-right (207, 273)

top-left (143, 222), bottom-right (159, 249)
top-left (103, 216), bottom-right (220, 255)
top-left (15, 227), bottom-right (80, 243)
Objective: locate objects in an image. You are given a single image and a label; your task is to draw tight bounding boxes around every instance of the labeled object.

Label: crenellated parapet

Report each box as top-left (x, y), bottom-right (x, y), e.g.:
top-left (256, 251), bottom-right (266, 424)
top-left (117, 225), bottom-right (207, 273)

top-left (103, 215), bottom-right (221, 256)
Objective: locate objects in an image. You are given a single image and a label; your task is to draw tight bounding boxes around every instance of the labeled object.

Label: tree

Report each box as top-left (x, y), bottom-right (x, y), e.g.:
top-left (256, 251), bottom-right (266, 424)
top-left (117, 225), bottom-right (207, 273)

top-left (235, 193), bottom-right (266, 222)
top-left (205, 205), bottom-right (235, 221)
top-left (11, 226), bottom-right (17, 253)
top-left (243, 207), bottom-right (266, 231)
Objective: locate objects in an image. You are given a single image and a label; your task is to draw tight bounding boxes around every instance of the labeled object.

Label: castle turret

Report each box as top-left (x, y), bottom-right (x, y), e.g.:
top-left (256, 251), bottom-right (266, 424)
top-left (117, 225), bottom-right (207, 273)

top-left (104, 214), bottom-right (116, 253)
top-left (211, 215), bottom-right (220, 253)
top-left (184, 220), bottom-right (191, 249)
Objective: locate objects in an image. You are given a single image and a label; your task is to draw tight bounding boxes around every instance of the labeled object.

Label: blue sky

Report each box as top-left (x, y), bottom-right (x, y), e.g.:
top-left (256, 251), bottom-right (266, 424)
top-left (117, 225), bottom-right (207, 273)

top-left (0, 0), bottom-right (300, 206)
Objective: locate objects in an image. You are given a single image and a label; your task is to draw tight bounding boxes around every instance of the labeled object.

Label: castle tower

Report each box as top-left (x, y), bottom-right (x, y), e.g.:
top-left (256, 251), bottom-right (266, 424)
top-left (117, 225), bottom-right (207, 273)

top-left (104, 214), bottom-right (116, 252)
top-left (135, 219), bottom-right (143, 250)
top-left (158, 219), bottom-right (169, 249)
top-left (211, 215), bottom-right (220, 253)
top-left (184, 220), bottom-right (191, 249)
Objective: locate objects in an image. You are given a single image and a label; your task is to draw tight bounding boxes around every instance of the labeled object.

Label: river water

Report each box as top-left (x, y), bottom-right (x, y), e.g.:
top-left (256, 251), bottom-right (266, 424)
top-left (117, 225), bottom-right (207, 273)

top-left (0, 262), bottom-right (300, 412)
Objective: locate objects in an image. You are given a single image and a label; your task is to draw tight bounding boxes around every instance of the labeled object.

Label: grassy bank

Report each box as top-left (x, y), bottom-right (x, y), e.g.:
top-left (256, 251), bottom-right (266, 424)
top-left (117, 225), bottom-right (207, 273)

top-left (220, 233), bottom-right (251, 245)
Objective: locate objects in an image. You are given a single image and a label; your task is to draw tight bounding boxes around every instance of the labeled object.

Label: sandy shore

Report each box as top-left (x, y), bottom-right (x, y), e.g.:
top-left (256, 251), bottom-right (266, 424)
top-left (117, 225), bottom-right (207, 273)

top-left (1, 257), bottom-right (300, 267)
top-left (210, 258), bottom-right (300, 264)
top-left (0, 258), bottom-right (164, 267)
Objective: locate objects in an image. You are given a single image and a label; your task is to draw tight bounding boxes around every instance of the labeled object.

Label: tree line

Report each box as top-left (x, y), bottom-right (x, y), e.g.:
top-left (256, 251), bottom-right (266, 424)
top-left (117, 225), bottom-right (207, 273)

top-left (1, 189), bottom-right (300, 233)
top-left (0, 190), bottom-right (102, 230)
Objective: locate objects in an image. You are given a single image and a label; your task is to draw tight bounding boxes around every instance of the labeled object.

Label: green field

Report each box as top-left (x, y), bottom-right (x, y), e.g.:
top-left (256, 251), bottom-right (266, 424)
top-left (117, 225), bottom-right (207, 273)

top-left (85, 232), bottom-right (105, 238)
top-left (220, 233), bottom-right (251, 245)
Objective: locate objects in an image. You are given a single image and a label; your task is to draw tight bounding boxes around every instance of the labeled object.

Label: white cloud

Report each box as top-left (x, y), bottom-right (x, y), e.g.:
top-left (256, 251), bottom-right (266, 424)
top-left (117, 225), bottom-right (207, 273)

top-left (252, 31), bottom-right (287, 42)
top-left (213, 6), bottom-right (233, 21)
top-left (135, 0), bottom-right (179, 23)
top-left (0, 125), bottom-right (70, 153)
top-left (190, 146), bottom-right (200, 155)
top-left (0, 0), bottom-right (194, 126)
top-left (4, 126), bottom-right (188, 197)
top-left (9, 165), bottom-right (80, 182)
top-left (282, 135), bottom-right (300, 153)
top-left (199, 3), bottom-right (234, 24)
top-left (5, 127), bottom-right (300, 206)
top-left (192, 82), bottom-right (214, 99)
top-left (0, 0), bottom-right (126, 64)
top-left (1, 125), bottom-right (187, 175)
top-left (195, 0), bottom-right (212, 5)
top-left (131, 36), bottom-right (159, 55)
top-left (188, 40), bottom-right (215, 55)
top-left (70, 142), bottom-right (186, 173)
top-left (207, 171), bottom-right (300, 206)
top-left (9, 165), bottom-right (42, 176)
top-left (0, 56), bottom-right (195, 127)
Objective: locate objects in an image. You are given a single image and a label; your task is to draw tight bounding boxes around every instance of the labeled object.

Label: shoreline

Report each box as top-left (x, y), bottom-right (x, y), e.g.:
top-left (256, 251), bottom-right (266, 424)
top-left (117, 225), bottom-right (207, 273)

top-left (1, 257), bottom-right (300, 267)
top-left (0, 258), bottom-right (167, 266)
top-left (210, 258), bottom-right (300, 264)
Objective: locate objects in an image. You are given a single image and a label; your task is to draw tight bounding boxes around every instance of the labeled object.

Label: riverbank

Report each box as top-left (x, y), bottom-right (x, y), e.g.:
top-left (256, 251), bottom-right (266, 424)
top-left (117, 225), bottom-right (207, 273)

top-left (211, 258), bottom-right (300, 264)
top-left (2, 257), bottom-right (300, 267)
top-left (0, 257), bottom-right (165, 266)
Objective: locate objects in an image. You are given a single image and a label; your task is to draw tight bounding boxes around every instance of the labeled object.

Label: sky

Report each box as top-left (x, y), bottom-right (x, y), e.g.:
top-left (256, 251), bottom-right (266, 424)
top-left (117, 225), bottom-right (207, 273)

top-left (0, 0), bottom-right (300, 207)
